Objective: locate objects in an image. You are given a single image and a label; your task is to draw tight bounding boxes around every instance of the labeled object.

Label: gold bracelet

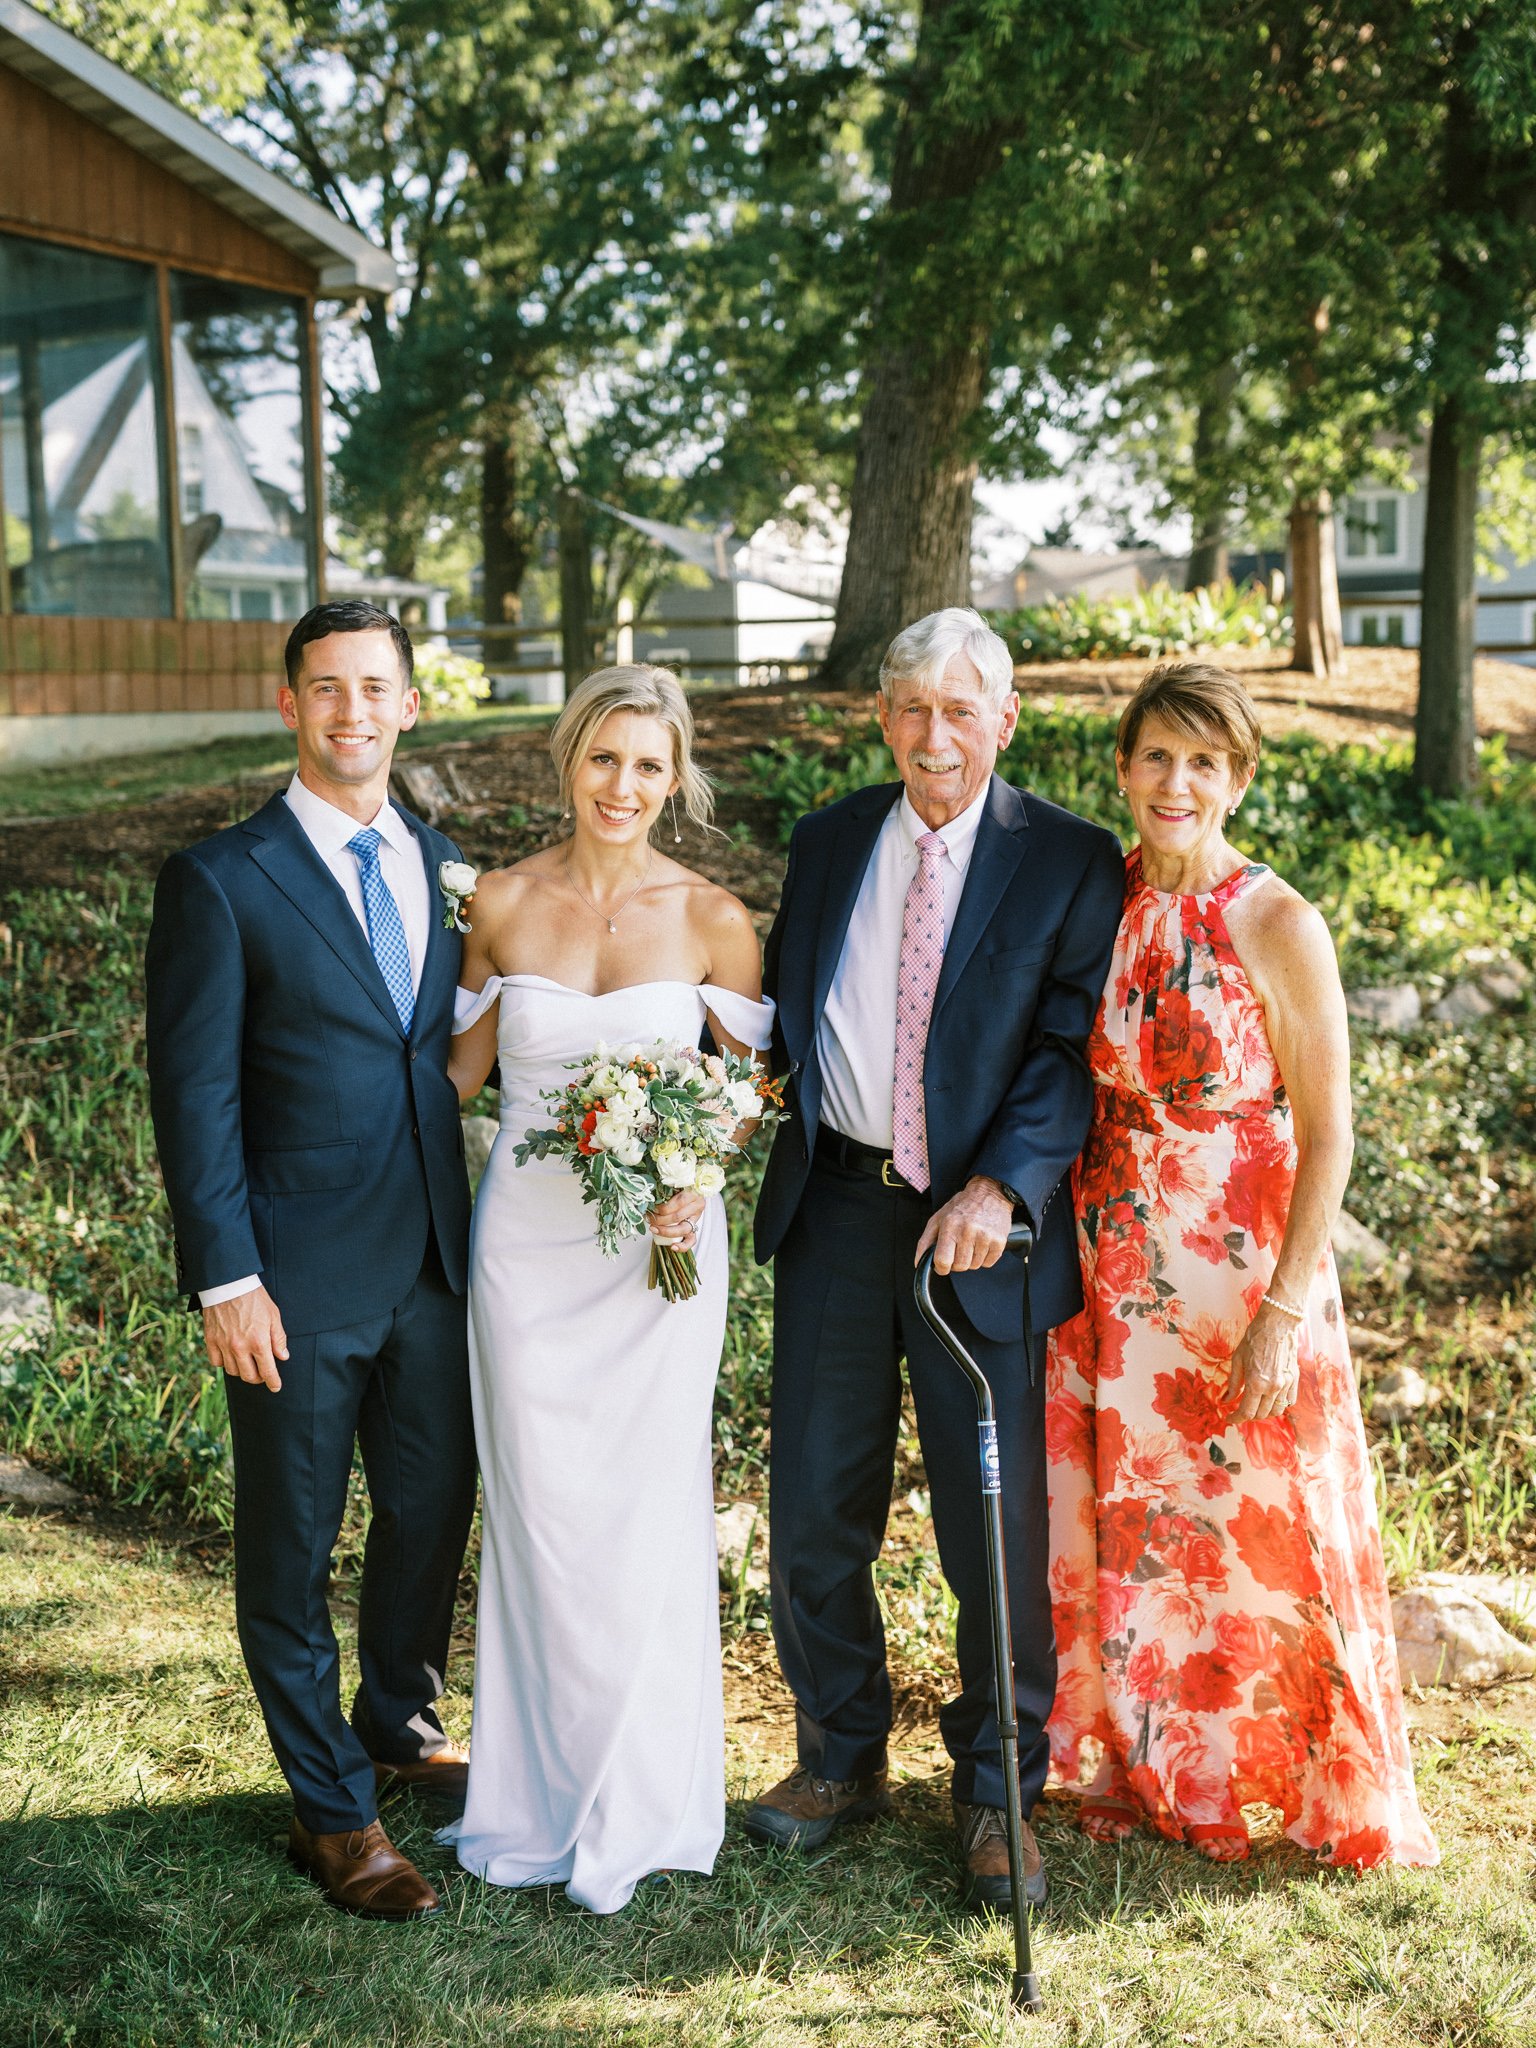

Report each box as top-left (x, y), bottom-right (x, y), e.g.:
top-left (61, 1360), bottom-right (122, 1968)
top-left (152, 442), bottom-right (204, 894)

top-left (1261, 1291), bottom-right (1305, 1323)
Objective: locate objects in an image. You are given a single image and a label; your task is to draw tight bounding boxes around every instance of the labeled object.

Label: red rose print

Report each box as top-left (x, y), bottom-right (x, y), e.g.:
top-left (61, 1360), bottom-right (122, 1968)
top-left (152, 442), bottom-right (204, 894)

top-left (1231, 1497), bottom-right (1322, 1597)
top-left (1165, 1529), bottom-right (1227, 1590)
top-left (1225, 1118), bottom-right (1292, 1251)
top-left (1127, 1640), bottom-right (1172, 1702)
top-left (1097, 1497), bottom-right (1148, 1576)
top-left (1240, 1416), bottom-right (1298, 1473)
top-left (1330, 1825), bottom-right (1392, 1870)
top-left (1231, 1714), bottom-right (1305, 1809)
top-left (1152, 1366), bottom-right (1230, 1444)
top-left (1094, 1231), bottom-right (1145, 1309)
top-left (1045, 1392), bottom-right (1094, 1473)
top-left (1177, 1649), bottom-right (1242, 1713)
top-left (1212, 1610), bottom-right (1275, 1683)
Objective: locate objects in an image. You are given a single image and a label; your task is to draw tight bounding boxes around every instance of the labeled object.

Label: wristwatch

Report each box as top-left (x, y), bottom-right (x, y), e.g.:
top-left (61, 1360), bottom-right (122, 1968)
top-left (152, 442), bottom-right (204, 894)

top-left (993, 1178), bottom-right (1025, 1213)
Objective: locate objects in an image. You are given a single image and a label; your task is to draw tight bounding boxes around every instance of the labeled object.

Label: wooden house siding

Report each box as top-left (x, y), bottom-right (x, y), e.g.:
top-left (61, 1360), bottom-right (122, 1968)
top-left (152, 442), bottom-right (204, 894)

top-left (0, 613), bottom-right (285, 715)
top-left (0, 65), bottom-right (316, 293)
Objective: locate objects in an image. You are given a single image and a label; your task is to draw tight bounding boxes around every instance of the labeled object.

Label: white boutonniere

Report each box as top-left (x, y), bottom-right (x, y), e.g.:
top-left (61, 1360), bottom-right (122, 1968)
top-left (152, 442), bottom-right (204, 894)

top-left (439, 860), bottom-right (478, 933)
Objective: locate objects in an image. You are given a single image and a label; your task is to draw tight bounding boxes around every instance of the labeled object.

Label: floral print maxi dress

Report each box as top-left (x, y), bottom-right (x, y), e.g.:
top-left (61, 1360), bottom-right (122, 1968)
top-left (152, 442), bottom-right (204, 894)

top-left (1045, 853), bottom-right (1437, 1868)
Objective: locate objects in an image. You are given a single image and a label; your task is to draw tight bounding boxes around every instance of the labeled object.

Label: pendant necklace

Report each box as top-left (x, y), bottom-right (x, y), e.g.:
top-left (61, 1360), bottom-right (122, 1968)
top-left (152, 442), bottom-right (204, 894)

top-left (564, 849), bottom-right (653, 934)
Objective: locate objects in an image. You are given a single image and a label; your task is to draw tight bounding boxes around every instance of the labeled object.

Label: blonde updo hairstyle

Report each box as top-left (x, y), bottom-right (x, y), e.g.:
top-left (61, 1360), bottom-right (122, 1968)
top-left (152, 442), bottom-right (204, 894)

top-left (1116, 660), bottom-right (1263, 785)
top-left (549, 663), bottom-right (715, 834)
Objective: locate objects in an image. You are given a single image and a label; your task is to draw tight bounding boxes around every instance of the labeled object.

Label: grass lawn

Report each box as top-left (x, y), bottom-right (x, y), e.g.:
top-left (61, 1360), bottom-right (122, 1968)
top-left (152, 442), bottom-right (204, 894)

top-left (4, 1508), bottom-right (1536, 2048)
top-left (0, 706), bottom-right (555, 823)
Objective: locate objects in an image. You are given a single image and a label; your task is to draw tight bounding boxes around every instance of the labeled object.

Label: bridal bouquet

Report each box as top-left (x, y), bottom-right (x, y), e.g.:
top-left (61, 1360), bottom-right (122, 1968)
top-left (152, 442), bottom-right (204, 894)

top-left (512, 1038), bottom-right (784, 1302)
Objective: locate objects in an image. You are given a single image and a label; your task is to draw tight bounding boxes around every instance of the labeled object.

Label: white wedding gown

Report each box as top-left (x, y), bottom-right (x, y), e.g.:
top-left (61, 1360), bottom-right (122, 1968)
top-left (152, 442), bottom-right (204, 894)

top-left (442, 973), bottom-right (774, 1915)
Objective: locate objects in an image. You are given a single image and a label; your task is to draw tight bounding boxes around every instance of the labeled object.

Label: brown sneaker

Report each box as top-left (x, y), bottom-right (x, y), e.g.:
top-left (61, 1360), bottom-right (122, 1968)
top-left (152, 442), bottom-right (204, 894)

top-left (287, 1817), bottom-right (443, 1920)
top-left (371, 1741), bottom-right (470, 1796)
top-left (743, 1763), bottom-right (892, 1849)
top-left (955, 1800), bottom-right (1047, 1911)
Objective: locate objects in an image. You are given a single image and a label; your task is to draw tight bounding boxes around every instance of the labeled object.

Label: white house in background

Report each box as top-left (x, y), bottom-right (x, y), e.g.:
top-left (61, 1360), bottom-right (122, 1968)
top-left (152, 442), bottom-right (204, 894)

top-left (1335, 449), bottom-right (1536, 663)
top-left (974, 546), bottom-right (1189, 611)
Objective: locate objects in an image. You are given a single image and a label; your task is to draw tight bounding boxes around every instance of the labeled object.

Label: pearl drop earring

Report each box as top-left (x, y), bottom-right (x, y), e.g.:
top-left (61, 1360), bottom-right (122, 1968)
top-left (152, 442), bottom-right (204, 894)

top-left (669, 795), bottom-right (682, 845)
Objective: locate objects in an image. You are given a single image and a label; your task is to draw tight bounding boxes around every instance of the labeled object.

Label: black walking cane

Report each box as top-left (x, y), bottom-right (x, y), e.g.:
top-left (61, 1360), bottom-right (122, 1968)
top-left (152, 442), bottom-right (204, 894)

top-left (914, 1220), bottom-right (1043, 2015)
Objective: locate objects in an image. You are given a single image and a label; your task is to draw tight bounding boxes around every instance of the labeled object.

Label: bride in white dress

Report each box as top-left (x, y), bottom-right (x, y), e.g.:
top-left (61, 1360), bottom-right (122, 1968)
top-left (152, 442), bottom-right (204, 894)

top-left (443, 664), bottom-right (773, 1915)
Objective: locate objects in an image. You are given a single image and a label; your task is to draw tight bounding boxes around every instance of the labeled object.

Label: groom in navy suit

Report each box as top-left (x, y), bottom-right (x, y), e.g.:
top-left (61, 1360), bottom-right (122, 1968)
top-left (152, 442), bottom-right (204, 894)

top-left (748, 608), bottom-right (1123, 1907)
top-left (145, 601), bottom-right (476, 1920)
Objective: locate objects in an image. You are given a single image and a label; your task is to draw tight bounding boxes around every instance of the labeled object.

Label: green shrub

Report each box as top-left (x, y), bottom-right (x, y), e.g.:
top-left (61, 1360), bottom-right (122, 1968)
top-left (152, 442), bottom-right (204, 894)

top-left (987, 578), bottom-right (1290, 663)
top-left (412, 642), bottom-right (490, 718)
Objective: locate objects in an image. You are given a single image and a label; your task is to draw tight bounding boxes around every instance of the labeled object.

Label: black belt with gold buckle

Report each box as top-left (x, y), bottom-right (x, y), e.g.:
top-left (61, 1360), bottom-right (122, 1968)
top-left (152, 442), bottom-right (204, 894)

top-left (815, 1125), bottom-right (917, 1191)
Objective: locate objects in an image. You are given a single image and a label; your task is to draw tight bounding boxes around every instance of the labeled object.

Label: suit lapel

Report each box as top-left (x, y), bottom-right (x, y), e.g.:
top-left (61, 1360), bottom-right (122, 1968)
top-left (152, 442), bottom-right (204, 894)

top-left (931, 775), bottom-right (1030, 1019)
top-left (243, 794), bottom-right (405, 1035)
top-left (809, 784), bottom-right (900, 1028)
top-left (403, 810), bottom-right (456, 1039)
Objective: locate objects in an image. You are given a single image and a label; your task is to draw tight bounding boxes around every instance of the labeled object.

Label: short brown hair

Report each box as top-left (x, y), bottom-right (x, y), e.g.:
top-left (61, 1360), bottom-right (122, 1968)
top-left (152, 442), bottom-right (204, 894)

top-left (1116, 660), bottom-right (1262, 778)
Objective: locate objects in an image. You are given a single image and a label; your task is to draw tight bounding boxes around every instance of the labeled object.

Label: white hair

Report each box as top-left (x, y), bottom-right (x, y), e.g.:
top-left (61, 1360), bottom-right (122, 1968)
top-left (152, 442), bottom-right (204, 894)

top-left (879, 607), bottom-right (1016, 705)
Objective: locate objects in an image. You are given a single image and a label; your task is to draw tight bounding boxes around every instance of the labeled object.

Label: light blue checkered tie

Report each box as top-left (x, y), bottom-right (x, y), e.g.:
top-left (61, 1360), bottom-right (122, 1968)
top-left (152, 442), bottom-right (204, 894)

top-left (347, 826), bottom-right (415, 1034)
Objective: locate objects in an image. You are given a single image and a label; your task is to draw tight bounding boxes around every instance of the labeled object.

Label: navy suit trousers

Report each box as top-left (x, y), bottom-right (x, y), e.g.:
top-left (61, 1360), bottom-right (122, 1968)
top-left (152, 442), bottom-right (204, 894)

top-left (768, 1154), bottom-right (1053, 1814)
top-left (223, 1236), bottom-right (476, 1833)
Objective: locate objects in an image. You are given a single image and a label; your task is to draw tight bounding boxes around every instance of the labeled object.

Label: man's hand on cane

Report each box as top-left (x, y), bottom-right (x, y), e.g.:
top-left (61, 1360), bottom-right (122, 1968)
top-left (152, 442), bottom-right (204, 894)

top-left (915, 1176), bottom-right (1016, 1274)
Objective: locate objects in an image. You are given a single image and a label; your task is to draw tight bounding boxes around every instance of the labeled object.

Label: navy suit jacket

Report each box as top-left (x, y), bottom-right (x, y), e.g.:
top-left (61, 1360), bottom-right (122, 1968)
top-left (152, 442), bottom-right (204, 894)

top-left (754, 773), bottom-right (1124, 1342)
top-left (144, 791), bottom-right (472, 1338)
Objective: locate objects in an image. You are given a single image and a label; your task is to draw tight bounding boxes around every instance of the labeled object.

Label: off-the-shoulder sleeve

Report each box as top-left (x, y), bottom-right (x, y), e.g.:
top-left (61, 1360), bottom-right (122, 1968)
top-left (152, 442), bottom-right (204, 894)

top-left (701, 985), bottom-right (776, 1050)
top-left (453, 977), bottom-right (504, 1034)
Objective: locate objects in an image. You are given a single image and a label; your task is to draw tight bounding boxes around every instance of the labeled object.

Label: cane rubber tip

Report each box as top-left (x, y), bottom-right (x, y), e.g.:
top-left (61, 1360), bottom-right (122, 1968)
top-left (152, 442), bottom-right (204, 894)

top-left (1010, 1971), bottom-right (1043, 2012)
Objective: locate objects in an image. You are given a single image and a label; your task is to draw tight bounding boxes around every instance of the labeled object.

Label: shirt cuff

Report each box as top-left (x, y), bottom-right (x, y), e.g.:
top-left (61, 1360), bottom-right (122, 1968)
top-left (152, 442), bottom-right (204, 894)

top-left (199, 1275), bottom-right (262, 1308)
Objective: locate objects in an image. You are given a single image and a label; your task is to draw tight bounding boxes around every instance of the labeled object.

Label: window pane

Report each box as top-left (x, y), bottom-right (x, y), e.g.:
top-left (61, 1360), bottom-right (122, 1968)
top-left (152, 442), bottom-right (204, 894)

top-left (0, 231), bottom-right (171, 616)
top-left (1360, 615), bottom-right (1381, 645)
top-left (170, 274), bottom-right (312, 624)
top-left (1385, 615), bottom-right (1404, 646)
top-left (1342, 500), bottom-right (1370, 559)
top-left (1375, 497), bottom-right (1399, 557)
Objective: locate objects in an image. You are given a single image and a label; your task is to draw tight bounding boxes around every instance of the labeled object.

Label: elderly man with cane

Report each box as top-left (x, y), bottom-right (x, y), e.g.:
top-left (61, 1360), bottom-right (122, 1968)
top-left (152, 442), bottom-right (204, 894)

top-left (747, 607), bottom-right (1123, 1907)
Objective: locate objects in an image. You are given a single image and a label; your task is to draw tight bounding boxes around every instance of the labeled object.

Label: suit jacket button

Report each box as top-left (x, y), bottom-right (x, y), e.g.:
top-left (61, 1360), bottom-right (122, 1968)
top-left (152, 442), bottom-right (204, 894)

top-left (411, 1125), bottom-right (420, 1139)
top-left (409, 1047), bottom-right (417, 1060)
top-left (790, 1059), bottom-right (800, 1074)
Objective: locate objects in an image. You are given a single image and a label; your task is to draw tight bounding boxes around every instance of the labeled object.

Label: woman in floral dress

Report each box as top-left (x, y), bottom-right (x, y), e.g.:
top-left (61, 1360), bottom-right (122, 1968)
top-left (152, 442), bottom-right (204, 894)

top-left (1046, 661), bottom-right (1437, 1869)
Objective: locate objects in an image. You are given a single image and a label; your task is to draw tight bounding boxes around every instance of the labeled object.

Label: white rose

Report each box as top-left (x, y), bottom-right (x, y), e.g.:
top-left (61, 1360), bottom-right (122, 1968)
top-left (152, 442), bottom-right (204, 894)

top-left (653, 1144), bottom-right (698, 1188)
top-left (725, 1080), bottom-right (761, 1121)
top-left (611, 1132), bottom-right (646, 1167)
top-left (592, 1112), bottom-right (632, 1152)
top-left (695, 1161), bottom-right (726, 1196)
top-left (439, 861), bottom-right (477, 897)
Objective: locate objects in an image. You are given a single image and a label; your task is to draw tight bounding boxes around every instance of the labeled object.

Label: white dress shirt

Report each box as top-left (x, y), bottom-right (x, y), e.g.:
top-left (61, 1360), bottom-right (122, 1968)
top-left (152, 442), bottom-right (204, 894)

top-left (199, 775), bottom-right (432, 1307)
top-left (816, 784), bottom-right (988, 1150)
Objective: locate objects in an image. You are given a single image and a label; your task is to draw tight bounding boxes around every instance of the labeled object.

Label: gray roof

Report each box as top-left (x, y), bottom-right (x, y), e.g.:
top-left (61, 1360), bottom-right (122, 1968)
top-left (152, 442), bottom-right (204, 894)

top-left (0, 0), bottom-right (395, 295)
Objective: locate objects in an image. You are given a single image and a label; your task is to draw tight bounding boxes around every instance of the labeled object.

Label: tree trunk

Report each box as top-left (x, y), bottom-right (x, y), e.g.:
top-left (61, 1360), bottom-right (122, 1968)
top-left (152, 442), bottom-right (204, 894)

top-left (481, 431), bottom-right (531, 631)
top-left (821, 0), bottom-right (1006, 690)
top-left (1185, 361), bottom-right (1238, 590)
top-left (558, 488), bottom-right (595, 701)
top-left (1415, 396), bottom-right (1480, 795)
top-left (1288, 491), bottom-right (1344, 677)
top-left (821, 340), bottom-right (989, 687)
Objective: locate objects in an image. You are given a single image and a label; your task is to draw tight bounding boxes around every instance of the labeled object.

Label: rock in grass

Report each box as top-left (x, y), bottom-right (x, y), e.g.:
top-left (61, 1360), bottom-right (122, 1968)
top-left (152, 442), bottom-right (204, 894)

top-left (1370, 1363), bottom-right (1442, 1427)
top-left (0, 1282), bottom-right (50, 1355)
top-left (461, 1115), bottom-right (498, 1189)
top-left (1479, 964), bottom-right (1528, 1007)
top-left (1332, 1210), bottom-right (1409, 1288)
top-left (716, 1500), bottom-right (767, 1593)
top-left (1418, 1572), bottom-right (1536, 1642)
top-left (1346, 1324), bottom-right (1403, 1359)
top-left (0, 1452), bottom-right (80, 1509)
top-left (1346, 985), bottom-right (1422, 1033)
top-left (1392, 1583), bottom-right (1536, 1688)
top-left (1429, 982), bottom-right (1497, 1027)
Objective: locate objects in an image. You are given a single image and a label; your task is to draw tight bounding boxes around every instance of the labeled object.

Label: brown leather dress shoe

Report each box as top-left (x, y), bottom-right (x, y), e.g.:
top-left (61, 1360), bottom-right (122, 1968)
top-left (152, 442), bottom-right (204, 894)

top-left (743, 1762), bottom-right (892, 1849)
top-left (371, 1741), bottom-right (470, 1796)
top-left (955, 1800), bottom-right (1047, 1911)
top-left (287, 1817), bottom-right (443, 1920)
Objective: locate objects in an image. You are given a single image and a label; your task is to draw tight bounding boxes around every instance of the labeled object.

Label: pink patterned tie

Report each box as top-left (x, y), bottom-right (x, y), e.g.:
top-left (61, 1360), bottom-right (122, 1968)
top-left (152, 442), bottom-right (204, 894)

top-left (892, 831), bottom-right (947, 1190)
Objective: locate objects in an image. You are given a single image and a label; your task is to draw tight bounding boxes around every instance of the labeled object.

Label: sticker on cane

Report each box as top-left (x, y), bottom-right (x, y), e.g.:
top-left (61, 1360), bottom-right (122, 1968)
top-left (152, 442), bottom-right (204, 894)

top-left (978, 1419), bottom-right (1001, 1494)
